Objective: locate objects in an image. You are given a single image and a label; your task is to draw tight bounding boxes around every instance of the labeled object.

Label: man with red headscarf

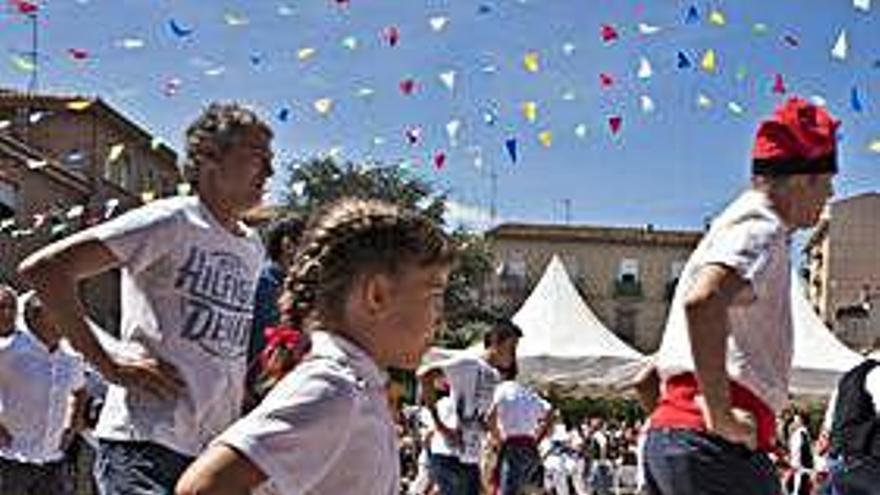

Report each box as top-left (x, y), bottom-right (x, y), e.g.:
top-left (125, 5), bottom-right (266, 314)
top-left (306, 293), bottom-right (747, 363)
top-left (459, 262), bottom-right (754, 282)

top-left (643, 97), bottom-right (839, 495)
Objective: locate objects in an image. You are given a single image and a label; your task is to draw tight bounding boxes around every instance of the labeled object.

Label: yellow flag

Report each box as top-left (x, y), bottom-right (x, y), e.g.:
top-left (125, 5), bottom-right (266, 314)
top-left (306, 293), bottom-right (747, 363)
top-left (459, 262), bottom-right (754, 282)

top-left (66, 100), bottom-right (94, 111)
top-left (709, 10), bottom-right (726, 26)
top-left (523, 52), bottom-right (540, 73)
top-left (522, 101), bottom-right (538, 123)
top-left (297, 47), bottom-right (316, 61)
top-left (313, 98), bottom-right (333, 115)
top-left (538, 130), bottom-right (553, 148)
top-left (701, 49), bottom-right (717, 73)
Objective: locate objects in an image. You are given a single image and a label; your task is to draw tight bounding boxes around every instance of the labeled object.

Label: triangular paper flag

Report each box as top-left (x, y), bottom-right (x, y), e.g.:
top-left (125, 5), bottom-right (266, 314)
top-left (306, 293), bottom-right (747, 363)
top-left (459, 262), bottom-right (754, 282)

top-left (574, 124), bottom-right (588, 139)
top-left (382, 26), bottom-right (400, 46)
top-left (445, 119), bottom-right (461, 146)
top-left (638, 23), bottom-right (661, 35)
top-left (600, 73), bottom-right (614, 88)
top-left (701, 49), bottom-right (717, 73)
top-left (854, 0), bottom-right (871, 12)
top-left (868, 139), bottom-right (880, 153)
top-left (561, 90), bottom-right (576, 101)
top-left (608, 116), bottom-right (622, 135)
top-left (399, 79), bottom-right (416, 95)
top-left (601, 24), bottom-right (619, 43)
top-left (831, 29), bottom-right (848, 61)
top-left (297, 47), bottom-right (317, 61)
top-left (11, 55), bottom-right (36, 73)
top-left (439, 70), bottom-right (456, 91)
top-left (66, 100), bottom-right (93, 111)
top-left (538, 130), bottom-right (553, 148)
top-left (434, 152), bottom-right (446, 170)
top-left (640, 95), bottom-right (655, 113)
top-left (429, 16), bottom-right (449, 31)
top-left (677, 51), bottom-right (692, 69)
top-left (637, 57), bottom-right (653, 79)
top-left (697, 93), bottom-right (713, 109)
top-left (728, 101), bottom-right (745, 115)
top-left (709, 10), bottom-right (726, 26)
top-left (685, 5), bottom-right (700, 24)
top-left (505, 138), bottom-right (518, 163)
top-left (341, 36), bottom-right (358, 50)
top-left (406, 127), bottom-right (422, 145)
top-left (754, 23), bottom-right (769, 34)
top-left (562, 43), bottom-right (576, 55)
top-left (773, 74), bottom-right (787, 94)
top-left (851, 86), bottom-right (864, 112)
top-left (313, 98), bottom-right (334, 115)
top-left (811, 95), bottom-right (828, 107)
top-left (224, 12), bottom-right (249, 26)
top-left (523, 52), bottom-right (540, 73)
top-left (522, 101), bottom-right (538, 123)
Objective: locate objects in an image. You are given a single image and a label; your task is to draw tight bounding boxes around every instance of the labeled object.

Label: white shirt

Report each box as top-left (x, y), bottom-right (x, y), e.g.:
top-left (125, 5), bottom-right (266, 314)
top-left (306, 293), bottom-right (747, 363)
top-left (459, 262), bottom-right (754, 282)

top-left (0, 331), bottom-right (85, 463)
top-left (491, 381), bottom-right (550, 440)
top-left (439, 355), bottom-right (501, 464)
top-left (656, 189), bottom-right (793, 413)
top-left (215, 331), bottom-right (398, 495)
top-left (788, 424), bottom-right (812, 469)
top-left (422, 397), bottom-right (459, 457)
top-left (90, 196), bottom-right (264, 456)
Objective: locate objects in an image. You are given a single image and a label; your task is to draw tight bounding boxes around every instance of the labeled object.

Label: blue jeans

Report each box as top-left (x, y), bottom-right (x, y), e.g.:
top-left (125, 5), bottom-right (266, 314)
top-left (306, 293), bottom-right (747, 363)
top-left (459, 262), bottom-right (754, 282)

top-left (428, 453), bottom-right (481, 495)
top-left (95, 440), bottom-right (193, 495)
top-left (644, 429), bottom-right (781, 495)
top-left (498, 441), bottom-right (543, 495)
top-left (829, 455), bottom-right (880, 495)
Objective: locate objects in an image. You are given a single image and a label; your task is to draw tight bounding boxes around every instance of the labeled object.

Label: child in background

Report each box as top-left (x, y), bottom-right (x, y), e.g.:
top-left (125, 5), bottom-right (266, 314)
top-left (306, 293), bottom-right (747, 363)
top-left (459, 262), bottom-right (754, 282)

top-left (176, 198), bottom-right (455, 495)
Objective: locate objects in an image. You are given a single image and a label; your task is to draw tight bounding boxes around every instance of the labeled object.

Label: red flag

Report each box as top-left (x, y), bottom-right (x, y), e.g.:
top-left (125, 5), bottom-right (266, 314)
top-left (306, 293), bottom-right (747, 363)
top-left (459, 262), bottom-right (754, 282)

top-left (600, 73), bottom-right (614, 88)
top-left (383, 26), bottom-right (400, 46)
top-left (399, 78), bottom-right (416, 95)
top-left (68, 48), bottom-right (88, 61)
top-left (10, 0), bottom-right (38, 14)
top-left (609, 116), bottom-right (623, 135)
top-left (434, 152), bottom-right (446, 170)
top-left (772, 73), bottom-right (786, 95)
top-left (601, 24), bottom-right (619, 43)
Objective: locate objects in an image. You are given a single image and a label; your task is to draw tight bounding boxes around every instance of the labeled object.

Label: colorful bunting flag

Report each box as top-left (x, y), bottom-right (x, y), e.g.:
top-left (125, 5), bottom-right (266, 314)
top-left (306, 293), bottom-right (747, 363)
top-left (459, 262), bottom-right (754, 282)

top-left (868, 139), bottom-right (880, 153)
top-left (313, 98), bottom-right (334, 115)
top-left (728, 101), bottom-right (745, 115)
top-left (600, 73), bottom-right (614, 88)
top-left (522, 102), bottom-right (538, 123)
top-left (445, 119), bottom-right (461, 146)
top-left (677, 51), bottom-right (692, 69)
top-left (637, 57), bottom-right (653, 79)
top-left (406, 127), bottom-right (422, 145)
top-left (429, 16), bottom-right (449, 31)
top-left (11, 55), bottom-right (35, 73)
top-left (638, 23), bottom-right (661, 35)
top-left (169, 19), bottom-right (194, 38)
top-left (382, 26), bottom-right (400, 46)
top-left (523, 52), bottom-right (540, 73)
top-left (685, 5), bottom-right (700, 24)
top-left (854, 0), bottom-right (871, 12)
top-left (117, 38), bottom-right (146, 49)
top-left (640, 95), bottom-right (655, 113)
top-left (574, 124), bottom-right (588, 139)
top-left (608, 116), bottom-right (622, 135)
top-left (341, 36), bottom-right (358, 50)
top-left (562, 43), bottom-right (576, 55)
top-left (697, 93), bottom-right (713, 109)
top-left (433, 152), bottom-right (446, 170)
top-left (708, 10), bottom-right (726, 26)
top-left (538, 130), bottom-right (553, 148)
top-left (439, 70), bottom-right (456, 92)
top-left (224, 12), bottom-right (249, 26)
top-left (772, 74), bottom-right (786, 94)
top-left (851, 86), bottom-right (863, 112)
top-left (505, 137), bottom-right (517, 163)
top-left (701, 49), bottom-right (717, 73)
top-left (831, 29), bottom-right (848, 61)
top-left (399, 79), bottom-right (417, 95)
top-left (297, 47), bottom-right (317, 61)
top-left (68, 48), bottom-right (89, 61)
top-left (601, 24), bottom-right (619, 43)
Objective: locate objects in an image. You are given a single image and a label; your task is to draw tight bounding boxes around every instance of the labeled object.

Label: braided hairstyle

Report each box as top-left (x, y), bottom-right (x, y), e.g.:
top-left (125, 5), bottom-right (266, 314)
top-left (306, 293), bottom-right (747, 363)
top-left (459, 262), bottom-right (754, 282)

top-left (280, 198), bottom-right (455, 331)
top-left (183, 102), bottom-right (273, 186)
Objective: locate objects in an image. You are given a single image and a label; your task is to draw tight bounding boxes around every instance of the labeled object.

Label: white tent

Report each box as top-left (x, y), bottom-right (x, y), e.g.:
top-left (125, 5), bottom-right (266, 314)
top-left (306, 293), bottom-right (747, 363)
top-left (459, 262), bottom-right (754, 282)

top-left (790, 272), bottom-right (863, 397)
top-left (512, 255), bottom-right (646, 394)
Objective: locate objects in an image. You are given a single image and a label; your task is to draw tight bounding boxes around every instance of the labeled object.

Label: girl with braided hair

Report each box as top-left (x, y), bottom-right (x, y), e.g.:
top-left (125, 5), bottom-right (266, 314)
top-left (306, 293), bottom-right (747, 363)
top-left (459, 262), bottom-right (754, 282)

top-left (177, 198), bottom-right (456, 495)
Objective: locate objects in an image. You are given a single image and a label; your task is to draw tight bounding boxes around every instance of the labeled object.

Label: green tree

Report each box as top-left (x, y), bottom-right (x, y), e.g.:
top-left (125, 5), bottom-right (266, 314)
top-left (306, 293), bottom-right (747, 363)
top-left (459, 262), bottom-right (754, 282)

top-left (279, 156), bottom-right (499, 347)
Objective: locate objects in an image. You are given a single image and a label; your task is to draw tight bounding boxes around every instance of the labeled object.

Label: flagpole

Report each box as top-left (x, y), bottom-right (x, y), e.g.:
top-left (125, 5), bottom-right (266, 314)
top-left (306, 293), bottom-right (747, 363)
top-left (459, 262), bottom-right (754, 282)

top-left (27, 10), bottom-right (38, 93)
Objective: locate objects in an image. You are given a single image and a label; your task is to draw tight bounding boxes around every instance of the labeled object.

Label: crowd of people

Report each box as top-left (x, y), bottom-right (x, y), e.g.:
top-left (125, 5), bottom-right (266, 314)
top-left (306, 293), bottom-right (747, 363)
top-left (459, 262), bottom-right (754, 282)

top-left (0, 96), bottom-right (876, 495)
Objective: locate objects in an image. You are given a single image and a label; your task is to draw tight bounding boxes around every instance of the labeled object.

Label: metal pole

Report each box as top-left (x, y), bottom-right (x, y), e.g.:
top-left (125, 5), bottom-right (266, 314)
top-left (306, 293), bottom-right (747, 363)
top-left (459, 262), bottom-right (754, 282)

top-left (28, 12), bottom-right (38, 92)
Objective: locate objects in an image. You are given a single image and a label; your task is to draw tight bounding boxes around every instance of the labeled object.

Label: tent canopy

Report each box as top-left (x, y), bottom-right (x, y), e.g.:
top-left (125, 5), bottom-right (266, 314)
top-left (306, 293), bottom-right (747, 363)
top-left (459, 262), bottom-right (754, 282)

top-left (511, 255), bottom-right (645, 394)
top-left (790, 271), bottom-right (863, 397)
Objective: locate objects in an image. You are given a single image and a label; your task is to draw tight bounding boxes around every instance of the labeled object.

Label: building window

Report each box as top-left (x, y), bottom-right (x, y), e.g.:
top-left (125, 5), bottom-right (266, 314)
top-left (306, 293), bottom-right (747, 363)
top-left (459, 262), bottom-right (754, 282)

top-left (0, 180), bottom-right (17, 220)
top-left (615, 258), bottom-right (642, 298)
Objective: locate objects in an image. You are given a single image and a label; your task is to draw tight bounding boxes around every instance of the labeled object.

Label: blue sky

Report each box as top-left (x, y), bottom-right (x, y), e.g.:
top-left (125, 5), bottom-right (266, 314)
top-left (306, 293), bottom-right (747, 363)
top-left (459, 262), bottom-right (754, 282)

top-left (1, 0), bottom-right (877, 232)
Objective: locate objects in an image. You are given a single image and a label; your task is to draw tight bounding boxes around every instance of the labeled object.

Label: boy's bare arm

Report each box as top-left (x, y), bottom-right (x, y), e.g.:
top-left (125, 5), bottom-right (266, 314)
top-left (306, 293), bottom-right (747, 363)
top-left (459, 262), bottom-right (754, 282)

top-left (176, 444), bottom-right (267, 495)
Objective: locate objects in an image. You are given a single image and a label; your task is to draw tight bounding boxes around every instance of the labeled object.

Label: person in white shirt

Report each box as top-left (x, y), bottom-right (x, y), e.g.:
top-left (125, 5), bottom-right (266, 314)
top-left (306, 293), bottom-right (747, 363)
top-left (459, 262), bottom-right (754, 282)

top-left (175, 198), bottom-right (455, 495)
top-left (0, 292), bottom-right (88, 495)
top-left (18, 102), bottom-right (273, 494)
top-left (644, 97), bottom-right (839, 495)
top-left (786, 413), bottom-right (813, 494)
top-left (488, 379), bottom-right (553, 495)
top-left (418, 319), bottom-right (522, 495)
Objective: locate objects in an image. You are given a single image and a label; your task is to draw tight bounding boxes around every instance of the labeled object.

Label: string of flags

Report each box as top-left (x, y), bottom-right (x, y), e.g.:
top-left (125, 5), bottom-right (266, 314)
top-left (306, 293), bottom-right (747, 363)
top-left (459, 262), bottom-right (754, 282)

top-left (1, 1), bottom-right (876, 174)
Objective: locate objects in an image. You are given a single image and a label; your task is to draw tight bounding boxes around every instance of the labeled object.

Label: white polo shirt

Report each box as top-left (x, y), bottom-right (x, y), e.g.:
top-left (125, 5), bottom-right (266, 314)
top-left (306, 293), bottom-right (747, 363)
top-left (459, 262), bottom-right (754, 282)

top-left (0, 331), bottom-right (86, 464)
top-left (655, 189), bottom-right (793, 414)
top-left (491, 381), bottom-right (551, 440)
top-left (214, 331), bottom-right (398, 495)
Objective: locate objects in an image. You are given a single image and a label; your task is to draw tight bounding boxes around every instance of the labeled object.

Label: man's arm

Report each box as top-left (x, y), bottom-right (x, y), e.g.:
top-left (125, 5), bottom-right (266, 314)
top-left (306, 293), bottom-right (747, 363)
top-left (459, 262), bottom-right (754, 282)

top-left (176, 444), bottom-right (267, 495)
top-left (684, 262), bottom-right (756, 448)
top-left (18, 236), bottom-right (183, 399)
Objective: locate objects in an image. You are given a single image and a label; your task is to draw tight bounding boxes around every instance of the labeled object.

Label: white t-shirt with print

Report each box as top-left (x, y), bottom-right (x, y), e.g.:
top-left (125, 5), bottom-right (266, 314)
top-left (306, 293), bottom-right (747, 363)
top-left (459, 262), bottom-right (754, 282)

top-left (421, 396), bottom-right (459, 457)
top-left (214, 331), bottom-right (398, 495)
top-left (91, 196), bottom-right (264, 456)
top-left (0, 332), bottom-right (86, 463)
top-left (491, 381), bottom-right (551, 440)
top-left (440, 355), bottom-right (501, 464)
top-left (656, 189), bottom-right (793, 413)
